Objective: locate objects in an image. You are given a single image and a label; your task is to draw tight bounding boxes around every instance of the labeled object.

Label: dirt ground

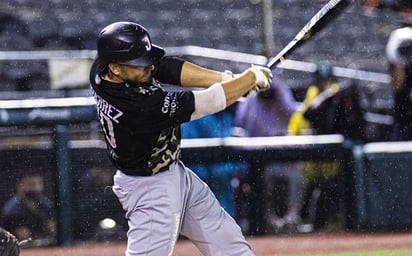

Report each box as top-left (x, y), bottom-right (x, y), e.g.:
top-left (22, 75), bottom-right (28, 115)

top-left (20, 231), bottom-right (412, 256)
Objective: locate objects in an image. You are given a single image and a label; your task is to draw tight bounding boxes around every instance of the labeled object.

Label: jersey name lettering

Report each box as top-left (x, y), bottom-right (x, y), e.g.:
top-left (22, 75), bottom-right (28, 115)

top-left (93, 91), bottom-right (123, 123)
top-left (92, 88), bottom-right (124, 149)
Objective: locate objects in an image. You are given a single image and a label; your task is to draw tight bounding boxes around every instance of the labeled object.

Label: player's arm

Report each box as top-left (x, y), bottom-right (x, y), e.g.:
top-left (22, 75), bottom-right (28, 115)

top-left (154, 57), bottom-right (230, 86)
top-left (190, 65), bottom-right (272, 120)
top-left (154, 56), bottom-right (272, 119)
top-left (180, 61), bottom-right (232, 88)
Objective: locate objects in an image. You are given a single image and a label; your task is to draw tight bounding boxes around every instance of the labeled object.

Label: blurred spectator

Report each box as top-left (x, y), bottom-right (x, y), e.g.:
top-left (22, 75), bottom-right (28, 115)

top-left (300, 67), bottom-right (366, 142)
top-left (363, 0), bottom-right (380, 8)
top-left (289, 62), bottom-right (340, 136)
top-left (362, 0), bottom-right (381, 16)
top-left (385, 24), bottom-right (412, 141)
top-left (288, 63), bottom-right (343, 231)
top-left (391, 1), bottom-right (412, 24)
top-left (0, 173), bottom-right (56, 245)
top-left (234, 74), bottom-right (302, 233)
top-left (181, 107), bottom-right (247, 219)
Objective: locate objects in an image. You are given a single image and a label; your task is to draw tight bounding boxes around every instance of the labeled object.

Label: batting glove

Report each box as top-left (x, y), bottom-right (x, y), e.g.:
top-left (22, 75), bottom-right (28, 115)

top-left (221, 70), bottom-right (235, 82)
top-left (248, 64), bottom-right (272, 91)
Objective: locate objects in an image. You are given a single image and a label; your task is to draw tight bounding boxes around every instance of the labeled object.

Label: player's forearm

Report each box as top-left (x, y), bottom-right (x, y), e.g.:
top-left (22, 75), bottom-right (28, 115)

top-left (180, 61), bottom-right (225, 88)
top-left (190, 70), bottom-right (258, 120)
top-left (183, 62), bottom-right (257, 104)
top-left (221, 70), bottom-right (256, 106)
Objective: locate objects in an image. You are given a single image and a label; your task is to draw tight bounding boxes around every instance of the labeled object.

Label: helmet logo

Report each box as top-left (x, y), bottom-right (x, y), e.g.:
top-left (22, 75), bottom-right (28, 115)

top-left (141, 35), bottom-right (151, 51)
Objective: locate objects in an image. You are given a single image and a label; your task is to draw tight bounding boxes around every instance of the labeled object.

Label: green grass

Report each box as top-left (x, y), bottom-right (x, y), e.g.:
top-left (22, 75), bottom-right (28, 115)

top-left (289, 250), bottom-right (412, 256)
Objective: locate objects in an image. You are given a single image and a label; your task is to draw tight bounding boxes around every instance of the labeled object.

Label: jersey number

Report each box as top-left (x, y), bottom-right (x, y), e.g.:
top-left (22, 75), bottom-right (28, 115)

top-left (99, 113), bottom-right (117, 148)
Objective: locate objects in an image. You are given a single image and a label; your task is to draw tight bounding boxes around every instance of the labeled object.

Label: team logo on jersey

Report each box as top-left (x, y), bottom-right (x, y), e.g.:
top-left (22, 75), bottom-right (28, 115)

top-left (161, 92), bottom-right (178, 116)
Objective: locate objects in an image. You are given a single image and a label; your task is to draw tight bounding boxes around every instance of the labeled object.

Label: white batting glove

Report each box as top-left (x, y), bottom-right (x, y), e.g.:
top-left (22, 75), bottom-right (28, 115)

top-left (248, 64), bottom-right (272, 91)
top-left (221, 70), bottom-right (235, 82)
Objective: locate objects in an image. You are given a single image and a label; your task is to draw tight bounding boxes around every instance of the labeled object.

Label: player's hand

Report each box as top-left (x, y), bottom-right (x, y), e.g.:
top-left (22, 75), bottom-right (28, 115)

top-left (242, 64), bottom-right (272, 97)
top-left (248, 64), bottom-right (272, 91)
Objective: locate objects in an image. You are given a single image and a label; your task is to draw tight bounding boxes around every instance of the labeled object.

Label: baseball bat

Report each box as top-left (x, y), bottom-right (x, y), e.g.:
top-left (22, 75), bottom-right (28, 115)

top-left (267, 0), bottom-right (352, 69)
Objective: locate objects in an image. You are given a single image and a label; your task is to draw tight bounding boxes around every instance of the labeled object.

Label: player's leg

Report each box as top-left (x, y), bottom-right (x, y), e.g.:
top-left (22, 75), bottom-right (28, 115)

top-left (112, 163), bottom-right (184, 256)
top-left (179, 165), bottom-right (254, 256)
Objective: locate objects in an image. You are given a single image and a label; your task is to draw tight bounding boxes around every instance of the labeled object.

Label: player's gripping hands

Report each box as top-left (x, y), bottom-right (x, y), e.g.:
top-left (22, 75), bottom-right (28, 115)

top-left (249, 64), bottom-right (272, 90)
top-left (244, 64), bottom-right (272, 97)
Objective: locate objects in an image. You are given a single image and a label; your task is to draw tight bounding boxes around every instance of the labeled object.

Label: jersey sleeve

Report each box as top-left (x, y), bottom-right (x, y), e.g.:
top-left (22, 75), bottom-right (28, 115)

top-left (153, 56), bottom-right (185, 85)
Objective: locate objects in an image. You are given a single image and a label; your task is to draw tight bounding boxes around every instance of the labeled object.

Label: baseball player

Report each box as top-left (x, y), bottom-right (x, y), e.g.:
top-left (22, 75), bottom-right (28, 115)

top-left (90, 21), bottom-right (272, 256)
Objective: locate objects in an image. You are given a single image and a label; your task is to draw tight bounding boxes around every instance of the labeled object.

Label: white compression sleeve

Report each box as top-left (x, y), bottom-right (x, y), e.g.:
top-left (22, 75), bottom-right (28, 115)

top-left (191, 82), bottom-right (227, 120)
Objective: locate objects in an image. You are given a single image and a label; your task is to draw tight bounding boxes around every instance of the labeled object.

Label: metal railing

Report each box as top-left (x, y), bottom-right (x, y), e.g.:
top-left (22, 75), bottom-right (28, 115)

top-left (0, 46), bottom-right (390, 84)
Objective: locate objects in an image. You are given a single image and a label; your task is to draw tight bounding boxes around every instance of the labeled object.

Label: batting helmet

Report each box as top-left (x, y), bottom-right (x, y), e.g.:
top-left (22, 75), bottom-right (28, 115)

top-left (97, 21), bottom-right (165, 67)
top-left (386, 27), bottom-right (412, 66)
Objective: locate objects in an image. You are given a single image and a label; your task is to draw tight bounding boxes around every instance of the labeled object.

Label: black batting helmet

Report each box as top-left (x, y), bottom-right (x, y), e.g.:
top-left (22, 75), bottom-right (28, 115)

top-left (97, 21), bottom-right (165, 68)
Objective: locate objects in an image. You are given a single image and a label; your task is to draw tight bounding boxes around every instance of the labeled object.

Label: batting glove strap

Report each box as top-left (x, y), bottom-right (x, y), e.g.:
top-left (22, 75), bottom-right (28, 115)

top-left (221, 70), bottom-right (235, 82)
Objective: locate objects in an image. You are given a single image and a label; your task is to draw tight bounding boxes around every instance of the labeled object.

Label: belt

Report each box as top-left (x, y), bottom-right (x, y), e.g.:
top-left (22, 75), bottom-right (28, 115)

top-left (119, 163), bottom-right (173, 176)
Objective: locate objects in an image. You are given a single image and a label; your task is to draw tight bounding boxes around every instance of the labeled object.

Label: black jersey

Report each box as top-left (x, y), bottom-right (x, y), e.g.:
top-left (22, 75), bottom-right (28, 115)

top-left (90, 57), bottom-right (195, 176)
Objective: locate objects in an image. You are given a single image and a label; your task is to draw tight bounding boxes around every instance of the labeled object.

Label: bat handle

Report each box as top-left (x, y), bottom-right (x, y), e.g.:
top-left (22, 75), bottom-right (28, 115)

top-left (267, 40), bottom-right (297, 69)
top-left (268, 52), bottom-right (287, 69)
top-left (267, 56), bottom-right (281, 69)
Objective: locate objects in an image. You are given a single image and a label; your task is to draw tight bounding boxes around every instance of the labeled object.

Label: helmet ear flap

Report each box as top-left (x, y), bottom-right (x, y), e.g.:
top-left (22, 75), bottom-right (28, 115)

top-left (96, 58), bottom-right (109, 75)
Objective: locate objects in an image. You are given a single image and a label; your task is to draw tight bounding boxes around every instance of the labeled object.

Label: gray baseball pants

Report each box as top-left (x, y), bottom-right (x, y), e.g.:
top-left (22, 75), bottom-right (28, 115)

top-left (112, 161), bottom-right (254, 256)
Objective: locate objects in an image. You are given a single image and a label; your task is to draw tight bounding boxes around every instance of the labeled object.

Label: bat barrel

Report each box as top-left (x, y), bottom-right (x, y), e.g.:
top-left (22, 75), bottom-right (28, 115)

top-left (267, 0), bottom-right (351, 69)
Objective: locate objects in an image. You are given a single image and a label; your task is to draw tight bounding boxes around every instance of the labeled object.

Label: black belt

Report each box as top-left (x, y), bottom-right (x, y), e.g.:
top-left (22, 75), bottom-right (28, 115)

top-left (119, 163), bottom-right (173, 176)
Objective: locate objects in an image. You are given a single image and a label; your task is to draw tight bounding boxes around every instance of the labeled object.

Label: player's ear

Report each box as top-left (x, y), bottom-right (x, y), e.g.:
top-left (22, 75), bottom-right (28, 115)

top-left (108, 63), bottom-right (121, 76)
